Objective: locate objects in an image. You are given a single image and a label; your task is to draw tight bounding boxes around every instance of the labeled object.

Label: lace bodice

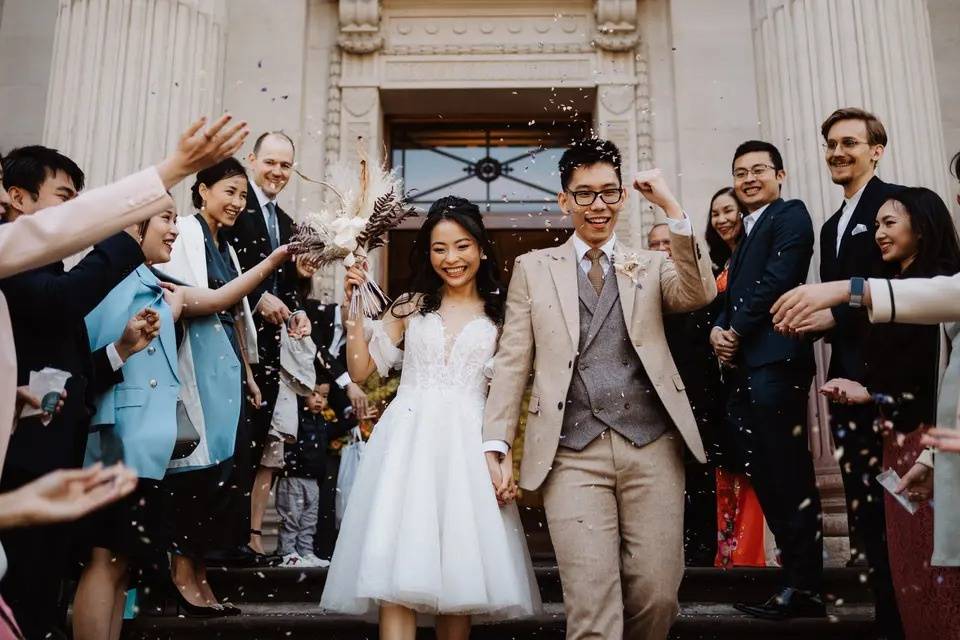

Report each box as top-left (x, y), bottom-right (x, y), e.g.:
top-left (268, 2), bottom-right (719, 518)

top-left (368, 312), bottom-right (497, 398)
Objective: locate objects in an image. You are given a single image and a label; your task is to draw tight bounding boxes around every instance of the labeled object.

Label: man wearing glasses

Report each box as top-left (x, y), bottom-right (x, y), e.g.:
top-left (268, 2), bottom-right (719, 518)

top-left (484, 138), bottom-right (716, 639)
top-left (710, 141), bottom-right (823, 620)
top-left (808, 108), bottom-right (905, 638)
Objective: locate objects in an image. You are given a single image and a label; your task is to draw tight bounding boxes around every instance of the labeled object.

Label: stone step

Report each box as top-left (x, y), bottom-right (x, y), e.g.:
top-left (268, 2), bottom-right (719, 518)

top-left (196, 564), bottom-right (873, 605)
top-left (122, 602), bottom-right (877, 640)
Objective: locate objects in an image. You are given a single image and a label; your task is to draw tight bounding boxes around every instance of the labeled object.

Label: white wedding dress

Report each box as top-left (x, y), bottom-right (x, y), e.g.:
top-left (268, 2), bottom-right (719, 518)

top-left (320, 311), bottom-right (541, 621)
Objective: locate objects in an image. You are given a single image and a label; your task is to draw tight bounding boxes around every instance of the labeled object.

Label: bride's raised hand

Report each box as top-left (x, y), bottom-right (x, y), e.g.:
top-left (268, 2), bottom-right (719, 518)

top-left (342, 264), bottom-right (368, 319)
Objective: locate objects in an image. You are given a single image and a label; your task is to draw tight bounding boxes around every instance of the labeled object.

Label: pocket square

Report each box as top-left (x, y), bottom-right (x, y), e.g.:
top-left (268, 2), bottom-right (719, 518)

top-left (851, 223), bottom-right (869, 236)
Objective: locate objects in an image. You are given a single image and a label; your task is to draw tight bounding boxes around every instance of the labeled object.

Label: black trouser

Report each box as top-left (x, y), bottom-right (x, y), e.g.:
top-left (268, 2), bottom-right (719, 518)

top-left (0, 466), bottom-right (71, 640)
top-left (683, 458), bottom-right (717, 566)
top-left (830, 402), bottom-right (904, 638)
top-left (727, 362), bottom-right (823, 593)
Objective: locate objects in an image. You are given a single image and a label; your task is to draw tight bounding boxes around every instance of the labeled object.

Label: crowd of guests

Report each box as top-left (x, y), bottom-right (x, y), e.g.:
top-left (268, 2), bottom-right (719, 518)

top-left (0, 120), bottom-right (366, 640)
top-left (649, 107), bottom-right (960, 639)
top-left (1, 104), bottom-right (960, 640)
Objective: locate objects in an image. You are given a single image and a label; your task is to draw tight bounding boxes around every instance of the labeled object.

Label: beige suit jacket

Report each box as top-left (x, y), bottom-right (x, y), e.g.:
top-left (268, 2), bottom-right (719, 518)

top-left (0, 167), bottom-right (175, 475)
top-left (483, 229), bottom-right (717, 491)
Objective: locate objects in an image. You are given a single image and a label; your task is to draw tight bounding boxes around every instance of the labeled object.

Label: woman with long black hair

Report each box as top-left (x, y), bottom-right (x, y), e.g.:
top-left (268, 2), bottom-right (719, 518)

top-left (320, 196), bottom-right (541, 639)
top-left (820, 187), bottom-right (960, 640)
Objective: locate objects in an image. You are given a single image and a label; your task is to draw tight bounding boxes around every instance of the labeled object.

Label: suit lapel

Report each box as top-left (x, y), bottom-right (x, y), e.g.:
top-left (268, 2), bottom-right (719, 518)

top-left (823, 205), bottom-right (843, 264)
top-left (837, 177), bottom-right (888, 259)
top-left (613, 246), bottom-right (637, 342)
top-left (136, 267), bottom-right (179, 378)
top-left (548, 238), bottom-right (580, 350)
top-left (729, 199), bottom-right (782, 285)
top-left (245, 182), bottom-right (271, 248)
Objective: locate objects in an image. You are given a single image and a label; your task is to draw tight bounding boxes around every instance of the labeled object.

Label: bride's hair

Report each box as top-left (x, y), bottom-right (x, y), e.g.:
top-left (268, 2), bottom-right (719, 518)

top-left (392, 195), bottom-right (504, 324)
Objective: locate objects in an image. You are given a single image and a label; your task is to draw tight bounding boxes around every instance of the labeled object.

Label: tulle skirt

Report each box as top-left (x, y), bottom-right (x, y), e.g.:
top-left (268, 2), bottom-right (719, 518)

top-left (319, 385), bottom-right (541, 622)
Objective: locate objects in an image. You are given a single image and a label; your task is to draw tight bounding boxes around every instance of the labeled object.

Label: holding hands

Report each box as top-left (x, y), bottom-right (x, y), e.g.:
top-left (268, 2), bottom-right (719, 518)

top-left (710, 327), bottom-right (739, 365)
top-left (485, 450), bottom-right (518, 507)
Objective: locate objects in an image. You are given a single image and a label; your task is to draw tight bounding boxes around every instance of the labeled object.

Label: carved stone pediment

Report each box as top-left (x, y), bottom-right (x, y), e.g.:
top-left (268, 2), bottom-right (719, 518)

top-left (339, 0), bottom-right (383, 54)
top-left (593, 0), bottom-right (640, 51)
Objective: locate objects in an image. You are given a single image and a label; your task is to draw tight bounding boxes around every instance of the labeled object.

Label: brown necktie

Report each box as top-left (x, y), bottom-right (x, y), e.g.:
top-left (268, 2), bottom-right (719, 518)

top-left (586, 248), bottom-right (604, 295)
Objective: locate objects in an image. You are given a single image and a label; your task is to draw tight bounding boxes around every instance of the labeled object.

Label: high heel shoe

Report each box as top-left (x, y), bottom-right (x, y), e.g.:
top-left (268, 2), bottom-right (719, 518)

top-left (167, 581), bottom-right (226, 618)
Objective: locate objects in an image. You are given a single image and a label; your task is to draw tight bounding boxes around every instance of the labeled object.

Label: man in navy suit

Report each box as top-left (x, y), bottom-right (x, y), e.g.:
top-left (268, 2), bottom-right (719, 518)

top-left (711, 140), bottom-right (823, 620)
top-left (221, 131), bottom-right (311, 563)
top-left (792, 108), bottom-right (904, 638)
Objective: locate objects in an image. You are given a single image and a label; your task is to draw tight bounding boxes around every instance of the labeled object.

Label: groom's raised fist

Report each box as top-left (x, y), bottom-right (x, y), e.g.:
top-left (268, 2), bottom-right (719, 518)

top-left (632, 168), bottom-right (682, 218)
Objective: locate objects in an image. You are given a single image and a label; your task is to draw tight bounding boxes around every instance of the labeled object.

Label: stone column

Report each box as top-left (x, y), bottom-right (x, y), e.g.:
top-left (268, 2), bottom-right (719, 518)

top-left (752, 0), bottom-right (951, 549)
top-left (593, 0), bottom-right (649, 246)
top-left (43, 0), bottom-right (227, 203)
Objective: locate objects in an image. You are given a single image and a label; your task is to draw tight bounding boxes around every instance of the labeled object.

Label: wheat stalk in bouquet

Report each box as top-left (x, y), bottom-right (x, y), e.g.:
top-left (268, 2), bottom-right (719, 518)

top-left (292, 141), bottom-right (417, 318)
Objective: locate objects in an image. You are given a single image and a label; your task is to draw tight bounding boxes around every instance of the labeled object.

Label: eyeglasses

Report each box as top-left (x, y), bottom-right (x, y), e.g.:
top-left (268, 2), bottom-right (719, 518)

top-left (568, 188), bottom-right (624, 207)
top-left (822, 138), bottom-right (871, 153)
top-left (732, 164), bottom-right (776, 180)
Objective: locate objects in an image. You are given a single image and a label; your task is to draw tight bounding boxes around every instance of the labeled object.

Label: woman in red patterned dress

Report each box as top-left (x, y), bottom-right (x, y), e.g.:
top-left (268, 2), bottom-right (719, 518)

top-left (704, 187), bottom-right (767, 568)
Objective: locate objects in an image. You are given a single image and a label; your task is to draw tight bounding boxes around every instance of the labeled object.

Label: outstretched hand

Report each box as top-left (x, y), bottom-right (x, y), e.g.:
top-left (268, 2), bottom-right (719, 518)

top-left (772, 281), bottom-right (849, 333)
top-left (157, 114), bottom-right (250, 190)
top-left (0, 463), bottom-right (137, 529)
top-left (921, 427), bottom-right (960, 453)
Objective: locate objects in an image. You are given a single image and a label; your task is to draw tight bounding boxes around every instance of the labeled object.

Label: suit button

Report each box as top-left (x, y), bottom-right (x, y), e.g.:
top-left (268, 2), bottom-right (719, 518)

top-left (149, 379), bottom-right (158, 388)
top-left (557, 402), bottom-right (563, 410)
top-left (568, 361), bottom-right (572, 369)
top-left (594, 407), bottom-right (602, 414)
top-left (147, 346), bottom-right (156, 355)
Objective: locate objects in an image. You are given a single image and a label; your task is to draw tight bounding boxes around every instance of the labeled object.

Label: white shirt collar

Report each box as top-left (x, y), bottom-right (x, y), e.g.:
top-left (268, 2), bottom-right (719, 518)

top-left (572, 232), bottom-right (617, 264)
top-left (743, 202), bottom-right (772, 235)
top-left (249, 178), bottom-right (275, 211)
top-left (843, 180), bottom-right (870, 213)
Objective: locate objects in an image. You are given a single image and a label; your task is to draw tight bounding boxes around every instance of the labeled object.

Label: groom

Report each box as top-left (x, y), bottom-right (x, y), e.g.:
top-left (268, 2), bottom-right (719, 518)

top-left (483, 139), bottom-right (716, 639)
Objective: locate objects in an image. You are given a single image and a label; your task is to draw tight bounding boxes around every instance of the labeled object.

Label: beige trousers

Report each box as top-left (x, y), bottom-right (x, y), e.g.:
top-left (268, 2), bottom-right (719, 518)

top-left (542, 430), bottom-right (685, 640)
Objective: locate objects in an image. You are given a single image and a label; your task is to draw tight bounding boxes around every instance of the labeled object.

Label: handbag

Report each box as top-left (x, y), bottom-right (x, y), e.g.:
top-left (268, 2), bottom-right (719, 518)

top-left (335, 427), bottom-right (365, 527)
top-left (170, 397), bottom-right (201, 460)
top-left (170, 320), bottom-right (201, 460)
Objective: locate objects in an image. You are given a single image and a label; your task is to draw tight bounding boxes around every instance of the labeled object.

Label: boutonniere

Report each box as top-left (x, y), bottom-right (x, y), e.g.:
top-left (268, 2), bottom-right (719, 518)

top-left (614, 252), bottom-right (649, 288)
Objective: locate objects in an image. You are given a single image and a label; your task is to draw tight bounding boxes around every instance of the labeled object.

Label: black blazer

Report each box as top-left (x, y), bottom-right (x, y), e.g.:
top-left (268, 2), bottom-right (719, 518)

top-left (222, 182), bottom-right (303, 364)
top-left (819, 176), bottom-right (902, 379)
top-left (716, 198), bottom-right (815, 370)
top-left (0, 232), bottom-right (142, 475)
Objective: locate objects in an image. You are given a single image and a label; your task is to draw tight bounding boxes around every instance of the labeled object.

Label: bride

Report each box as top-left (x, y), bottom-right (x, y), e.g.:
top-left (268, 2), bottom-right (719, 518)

top-left (320, 195), bottom-right (541, 638)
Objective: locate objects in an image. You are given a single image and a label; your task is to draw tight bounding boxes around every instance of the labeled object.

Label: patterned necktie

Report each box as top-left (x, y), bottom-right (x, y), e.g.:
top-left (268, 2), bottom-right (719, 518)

top-left (265, 201), bottom-right (280, 250)
top-left (586, 248), bottom-right (604, 295)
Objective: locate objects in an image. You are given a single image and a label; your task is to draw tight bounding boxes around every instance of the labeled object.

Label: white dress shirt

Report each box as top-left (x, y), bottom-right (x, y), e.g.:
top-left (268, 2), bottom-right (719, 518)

top-left (835, 181), bottom-right (869, 255)
top-left (249, 179), bottom-right (281, 246)
top-left (742, 202), bottom-right (772, 236)
top-left (482, 214), bottom-right (694, 456)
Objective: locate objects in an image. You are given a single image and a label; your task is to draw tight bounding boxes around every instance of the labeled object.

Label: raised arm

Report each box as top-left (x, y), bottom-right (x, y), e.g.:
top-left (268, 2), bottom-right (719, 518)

top-left (0, 115), bottom-right (247, 280)
top-left (174, 246), bottom-right (292, 318)
top-left (343, 265), bottom-right (406, 383)
top-left (660, 231), bottom-right (717, 314)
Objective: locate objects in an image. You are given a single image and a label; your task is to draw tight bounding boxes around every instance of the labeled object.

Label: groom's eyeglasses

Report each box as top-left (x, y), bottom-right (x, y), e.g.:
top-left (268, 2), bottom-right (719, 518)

top-left (567, 188), bottom-right (624, 207)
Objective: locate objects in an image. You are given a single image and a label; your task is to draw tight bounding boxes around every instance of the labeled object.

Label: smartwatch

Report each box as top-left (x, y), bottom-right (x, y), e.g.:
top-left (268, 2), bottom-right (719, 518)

top-left (849, 277), bottom-right (866, 308)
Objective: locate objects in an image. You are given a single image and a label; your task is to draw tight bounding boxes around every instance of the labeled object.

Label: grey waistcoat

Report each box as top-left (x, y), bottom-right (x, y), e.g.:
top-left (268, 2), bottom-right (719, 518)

top-left (559, 264), bottom-right (671, 450)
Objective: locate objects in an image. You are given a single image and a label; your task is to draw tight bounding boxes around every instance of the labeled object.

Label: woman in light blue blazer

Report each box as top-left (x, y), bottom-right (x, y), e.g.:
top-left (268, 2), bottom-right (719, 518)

top-left (72, 205), bottom-right (294, 638)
